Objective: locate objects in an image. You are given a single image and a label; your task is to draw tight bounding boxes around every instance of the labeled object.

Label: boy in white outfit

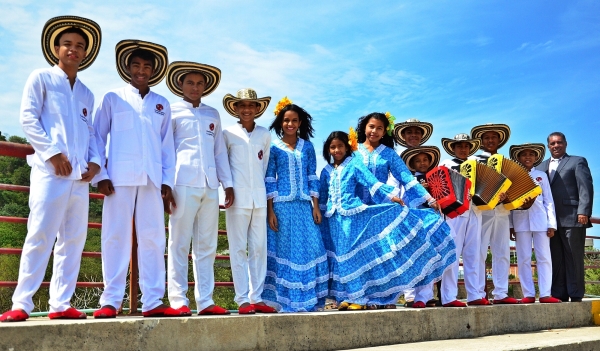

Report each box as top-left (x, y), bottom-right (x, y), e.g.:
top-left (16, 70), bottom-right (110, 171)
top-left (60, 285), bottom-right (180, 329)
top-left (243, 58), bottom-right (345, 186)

top-left (164, 61), bottom-right (234, 316)
top-left (222, 89), bottom-right (277, 314)
top-left (0, 16), bottom-right (102, 322)
top-left (509, 143), bottom-right (561, 304)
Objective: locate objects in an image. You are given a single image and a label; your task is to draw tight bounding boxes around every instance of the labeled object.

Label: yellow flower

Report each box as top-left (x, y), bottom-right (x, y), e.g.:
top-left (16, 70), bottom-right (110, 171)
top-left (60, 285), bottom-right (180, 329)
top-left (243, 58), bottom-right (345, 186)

top-left (384, 111), bottom-right (396, 136)
top-left (274, 96), bottom-right (293, 116)
top-left (348, 127), bottom-right (358, 151)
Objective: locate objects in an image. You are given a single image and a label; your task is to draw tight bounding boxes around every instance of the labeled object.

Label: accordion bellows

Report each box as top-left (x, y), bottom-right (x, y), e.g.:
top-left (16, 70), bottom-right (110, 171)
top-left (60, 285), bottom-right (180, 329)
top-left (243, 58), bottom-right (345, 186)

top-left (460, 160), bottom-right (512, 211)
top-left (488, 154), bottom-right (542, 210)
top-left (426, 166), bottom-right (471, 218)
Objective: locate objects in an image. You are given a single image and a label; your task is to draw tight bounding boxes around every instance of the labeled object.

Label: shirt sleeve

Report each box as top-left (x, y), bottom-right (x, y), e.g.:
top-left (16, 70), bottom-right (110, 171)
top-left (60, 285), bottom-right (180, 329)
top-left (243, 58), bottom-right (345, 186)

top-left (540, 172), bottom-right (557, 230)
top-left (265, 145), bottom-right (277, 199)
top-left (354, 159), bottom-right (400, 204)
top-left (575, 157), bottom-right (594, 217)
top-left (213, 113), bottom-right (233, 189)
top-left (306, 142), bottom-right (319, 198)
top-left (160, 102), bottom-right (176, 189)
top-left (91, 93), bottom-right (112, 186)
top-left (262, 131), bottom-right (271, 177)
top-left (318, 168), bottom-right (330, 211)
top-left (388, 150), bottom-right (430, 207)
top-left (85, 95), bottom-right (101, 168)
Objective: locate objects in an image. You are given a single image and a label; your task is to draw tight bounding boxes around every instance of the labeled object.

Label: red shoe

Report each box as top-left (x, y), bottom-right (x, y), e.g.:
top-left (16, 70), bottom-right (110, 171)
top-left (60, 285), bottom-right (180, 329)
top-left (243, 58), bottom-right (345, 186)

top-left (93, 306), bottom-right (117, 319)
top-left (443, 300), bottom-right (467, 307)
top-left (520, 296), bottom-right (536, 304)
top-left (199, 305), bottom-right (230, 315)
top-left (493, 297), bottom-right (520, 304)
top-left (238, 305), bottom-right (256, 315)
top-left (0, 309), bottom-right (29, 322)
top-left (143, 305), bottom-right (171, 317)
top-left (539, 296), bottom-right (562, 303)
top-left (251, 304), bottom-right (277, 313)
top-left (412, 301), bottom-right (426, 308)
top-left (467, 298), bottom-right (491, 306)
top-left (48, 307), bottom-right (86, 320)
top-left (164, 306), bottom-right (192, 317)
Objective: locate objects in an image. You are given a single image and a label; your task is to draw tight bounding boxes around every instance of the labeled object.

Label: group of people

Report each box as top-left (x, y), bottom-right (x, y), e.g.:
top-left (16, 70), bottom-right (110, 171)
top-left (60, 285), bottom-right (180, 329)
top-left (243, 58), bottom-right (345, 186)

top-left (0, 16), bottom-right (594, 322)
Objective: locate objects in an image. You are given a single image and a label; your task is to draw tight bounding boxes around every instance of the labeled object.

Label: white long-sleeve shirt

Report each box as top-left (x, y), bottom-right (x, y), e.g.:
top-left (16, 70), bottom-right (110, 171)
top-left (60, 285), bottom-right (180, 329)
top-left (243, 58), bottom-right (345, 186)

top-left (509, 168), bottom-right (557, 232)
top-left (20, 65), bottom-right (100, 180)
top-left (223, 123), bottom-right (270, 209)
top-left (92, 84), bottom-right (175, 189)
top-left (171, 101), bottom-right (232, 189)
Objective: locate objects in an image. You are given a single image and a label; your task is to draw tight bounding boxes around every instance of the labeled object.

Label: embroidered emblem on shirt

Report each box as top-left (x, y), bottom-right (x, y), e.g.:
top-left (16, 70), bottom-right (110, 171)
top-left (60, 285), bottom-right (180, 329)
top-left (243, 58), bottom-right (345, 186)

top-left (536, 176), bottom-right (542, 183)
top-left (80, 108), bottom-right (88, 123)
top-left (83, 108), bottom-right (87, 117)
top-left (258, 150), bottom-right (263, 160)
top-left (209, 123), bottom-right (215, 131)
top-left (155, 104), bottom-right (165, 116)
top-left (206, 123), bottom-right (215, 137)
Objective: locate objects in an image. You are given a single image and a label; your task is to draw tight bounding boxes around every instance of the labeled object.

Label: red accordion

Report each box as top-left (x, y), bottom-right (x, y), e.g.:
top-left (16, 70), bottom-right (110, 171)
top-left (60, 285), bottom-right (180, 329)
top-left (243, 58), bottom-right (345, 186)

top-left (426, 166), bottom-right (472, 219)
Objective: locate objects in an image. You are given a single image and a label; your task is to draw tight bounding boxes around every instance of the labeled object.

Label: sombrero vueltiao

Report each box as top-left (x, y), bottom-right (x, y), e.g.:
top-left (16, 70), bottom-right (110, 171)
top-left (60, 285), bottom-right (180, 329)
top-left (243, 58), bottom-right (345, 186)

top-left (470, 123), bottom-right (511, 150)
top-left (400, 146), bottom-right (441, 173)
top-left (509, 143), bottom-right (546, 167)
top-left (223, 89), bottom-right (271, 118)
top-left (441, 133), bottom-right (481, 158)
top-left (166, 61), bottom-right (221, 98)
top-left (41, 16), bottom-right (102, 71)
top-left (115, 40), bottom-right (168, 87)
top-left (393, 118), bottom-right (434, 148)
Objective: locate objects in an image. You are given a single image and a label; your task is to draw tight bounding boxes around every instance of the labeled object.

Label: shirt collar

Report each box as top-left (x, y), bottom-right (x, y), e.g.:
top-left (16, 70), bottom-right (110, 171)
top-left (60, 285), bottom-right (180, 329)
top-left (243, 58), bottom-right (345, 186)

top-left (52, 65), bottom-right (78, 84)
top-left (127, 84), bottom-right (141, 94)
top-left (551, 155), bottom-right (565, 162)
top-left (179, 99), bottom-right (203, 109)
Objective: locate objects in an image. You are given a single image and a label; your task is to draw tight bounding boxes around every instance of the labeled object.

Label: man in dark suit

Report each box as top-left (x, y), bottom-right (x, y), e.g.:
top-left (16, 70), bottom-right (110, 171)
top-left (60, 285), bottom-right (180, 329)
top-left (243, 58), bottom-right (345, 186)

top-left (538, 132), bottom-right (593, 302)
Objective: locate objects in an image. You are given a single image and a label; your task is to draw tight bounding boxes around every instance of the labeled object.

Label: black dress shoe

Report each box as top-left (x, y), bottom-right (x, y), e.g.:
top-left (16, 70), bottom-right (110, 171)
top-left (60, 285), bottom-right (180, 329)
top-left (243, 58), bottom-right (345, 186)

top-left (570, 297), bottom-right (583, 302)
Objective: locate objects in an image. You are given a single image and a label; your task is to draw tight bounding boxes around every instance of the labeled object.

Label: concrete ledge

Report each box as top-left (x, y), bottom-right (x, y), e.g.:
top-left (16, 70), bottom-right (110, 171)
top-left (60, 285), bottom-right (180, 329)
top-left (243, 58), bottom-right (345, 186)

top-left (1, 299), bottom-right (598, 351)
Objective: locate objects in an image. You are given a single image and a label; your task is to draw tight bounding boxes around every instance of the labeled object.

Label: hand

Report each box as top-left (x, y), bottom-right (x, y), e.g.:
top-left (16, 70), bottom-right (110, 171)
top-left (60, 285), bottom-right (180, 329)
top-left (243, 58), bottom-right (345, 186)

top-left (268, 209), bottom-right (278, 232)
top-left (81, 162), bottom-right (100, 182)
top-left (498, 192), bottom-right (507, 202)
top-left (313, 206), bottom-right (322, 225)
top-left (224, 187), bottom-right (235, 209)
top-left (49, 153), bottom-right (72, 176)
top-left (161, 185), bottom-right (176, 214)
top-left (547, 228), bottom-right (555, 238)
top-left (429, 201), bottom-right (441, 211)
top-left (578, 215), bottom-right (589, 226)
top-left (97, 179), bottom-right (115, 196)
top-left (391, 197), bottom-right (405, 206)
top-left (510, 228), bottom-right (516, 241)
top-left (521, 197), bottom-right (536, 210)
top-left (421, 182), bottom-right (429, 190)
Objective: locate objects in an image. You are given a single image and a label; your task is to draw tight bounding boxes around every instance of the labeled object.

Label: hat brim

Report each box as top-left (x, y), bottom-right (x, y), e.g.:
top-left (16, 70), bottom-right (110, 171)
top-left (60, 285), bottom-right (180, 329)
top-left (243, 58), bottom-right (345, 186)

top-left (441, 138), bottom-right (481, 158)
top-left (166, 61), bottom-right (221, 98)
top-left (509, 143), bottom-right (546, 167)
top-left (393, 121), bottom-right (434, 147)
top-left (41, 16), bottom-right (102, 72)
top-left (470, 124), bottom-right (511, 150)
top-left (400, 146), bottom-right (441, 173)
top-left (223, 94), bottom-right (271, 118)
top-left (115, 40), bottom-right (168, 87)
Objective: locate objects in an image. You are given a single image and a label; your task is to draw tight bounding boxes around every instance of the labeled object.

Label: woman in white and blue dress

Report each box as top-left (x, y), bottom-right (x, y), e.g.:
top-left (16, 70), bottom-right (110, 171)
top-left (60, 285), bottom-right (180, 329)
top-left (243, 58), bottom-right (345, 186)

top-left (261, 99), bottom-right (329, 312)
top-left (318, 131), bottom-right (456, 310)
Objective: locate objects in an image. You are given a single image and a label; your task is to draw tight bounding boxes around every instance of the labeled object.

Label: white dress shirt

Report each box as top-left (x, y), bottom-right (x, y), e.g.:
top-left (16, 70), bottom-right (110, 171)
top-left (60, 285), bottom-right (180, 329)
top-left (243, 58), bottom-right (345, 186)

top-left (20, 65), bottom-right (100, 179)
top-left (223, 123), bottom-right (271, 209)
top-left (171, 100), bottom-right (232, 189)
top-left (548, 156), bottom-right (563, 182)
top-left (92, 85), bottom-right (175, 189)
top-left (509, 168), bottom-right (557, 232)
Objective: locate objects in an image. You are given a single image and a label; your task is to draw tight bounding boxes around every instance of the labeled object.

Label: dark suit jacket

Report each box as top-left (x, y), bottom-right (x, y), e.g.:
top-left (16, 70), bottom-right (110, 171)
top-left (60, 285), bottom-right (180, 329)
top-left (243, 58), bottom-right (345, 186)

top-left (539, 154), bottom-right (593, 228)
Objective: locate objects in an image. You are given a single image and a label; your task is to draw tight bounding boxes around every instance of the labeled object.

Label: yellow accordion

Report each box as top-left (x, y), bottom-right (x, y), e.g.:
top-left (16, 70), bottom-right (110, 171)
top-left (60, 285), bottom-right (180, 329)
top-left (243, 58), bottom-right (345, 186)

top-left (488, 154), bottom-right (542, 210)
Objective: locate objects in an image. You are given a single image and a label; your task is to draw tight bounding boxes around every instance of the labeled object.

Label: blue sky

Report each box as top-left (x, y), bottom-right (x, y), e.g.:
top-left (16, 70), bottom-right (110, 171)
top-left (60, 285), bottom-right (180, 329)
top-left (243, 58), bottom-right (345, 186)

top-left (0, 0), bottom-right (599, 238)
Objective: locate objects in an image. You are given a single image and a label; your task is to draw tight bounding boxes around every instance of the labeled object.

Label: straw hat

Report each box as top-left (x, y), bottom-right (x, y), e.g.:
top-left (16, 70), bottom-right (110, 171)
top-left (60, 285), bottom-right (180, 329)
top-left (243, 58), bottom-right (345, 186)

top-left (441, 133), bottom-right (481, 158)
top-left (41, 16), bottom-right (101, 71)
top-left (166, 61), bottom-right (221, 98)
top-left (400, 146), bottom-right (441, 173)
top-left (470, 123), bottom-right (511, 150)
top-left (509, 143), bottom-right (546, 167)
top-left (393, 118), bottom-right (433, 147)
top-left (223, 89), bottom-right (271, 118)
top-left (115, 40), bottom-right (168, 87)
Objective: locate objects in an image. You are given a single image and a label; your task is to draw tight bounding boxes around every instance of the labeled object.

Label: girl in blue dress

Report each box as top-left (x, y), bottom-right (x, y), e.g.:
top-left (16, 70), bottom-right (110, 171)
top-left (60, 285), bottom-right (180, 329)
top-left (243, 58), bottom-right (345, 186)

top-left (319, 131), bottom-right (456, 310)
top-left (261, 99), bottom-right (329, 312)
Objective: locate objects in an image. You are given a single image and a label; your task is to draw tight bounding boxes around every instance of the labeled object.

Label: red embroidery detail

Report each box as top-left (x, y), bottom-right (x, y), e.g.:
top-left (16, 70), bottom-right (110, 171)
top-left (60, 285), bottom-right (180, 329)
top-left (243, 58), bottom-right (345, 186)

top-left (156, 104), bottom-right (163, 111)
top-left (82, 108), bottom-right (87, 117)
top-left (536, 177), bottom-right (543, 182)
top-left (258, 150), bottom-right (263, 160)
top-left (209, 123), bottom-right (215, 131)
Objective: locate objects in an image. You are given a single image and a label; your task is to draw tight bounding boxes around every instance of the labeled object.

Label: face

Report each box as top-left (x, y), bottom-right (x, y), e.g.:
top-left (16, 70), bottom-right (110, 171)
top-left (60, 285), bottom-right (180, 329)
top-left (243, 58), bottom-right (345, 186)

top-left (481, 131), bottom-right (500, 153)
top-left (329, 138), bottom-right (348, 164)
top-left (234, 101), bottom-right (260, 124)
top-left (517, 149), bottom-right (537, 170)
top-left (411, 153), bottom-right (431, 173)
top-left (452, 142), bottom-right (472, 160)
top-left (179, 73), bottom-right (206, 102)
top-left (548, 135), bottom-right (567, 159)
top-left (401, 126), bottom-right (424, 147)
top-left (282, 110), bottom-right (301, 137)
top-left (365, 118), bottom-right (385, 144)
top-left (127, 56), bottom-right (155, 89)
top-left (54, 32), bottom-right (87, 68)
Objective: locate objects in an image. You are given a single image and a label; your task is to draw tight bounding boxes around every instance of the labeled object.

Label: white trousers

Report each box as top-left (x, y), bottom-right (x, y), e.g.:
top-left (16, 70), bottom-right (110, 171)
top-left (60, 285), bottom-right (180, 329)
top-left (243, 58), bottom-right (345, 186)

top-left (99, 181), bottom-right (166, 312)
top-left (403, 288), bottom-right (415, 301)
top-left (441, 209), bottom-right (482, 303)
top-left (167, 186), bottom-right (219, 310)
top-left (413, 283), bottom-right (434, 303)
top-left (479, 214), bottom-right (510, 300)
top-left (516, 230), bottom-right (552, 298)
top-left (12, 168), bottom-right (88, 314)
top-left (226, 206), bottom-right (267, 306)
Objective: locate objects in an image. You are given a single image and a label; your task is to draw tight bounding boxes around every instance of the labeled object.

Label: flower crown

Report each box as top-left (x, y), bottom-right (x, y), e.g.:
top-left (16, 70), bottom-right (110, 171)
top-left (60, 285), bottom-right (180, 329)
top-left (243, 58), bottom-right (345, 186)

top-left (385, 112), bottom-right (396, 136)
top-left (348, 127), bottom-right (358, 151)
top-left (274, 96), bottom-right (293, 116)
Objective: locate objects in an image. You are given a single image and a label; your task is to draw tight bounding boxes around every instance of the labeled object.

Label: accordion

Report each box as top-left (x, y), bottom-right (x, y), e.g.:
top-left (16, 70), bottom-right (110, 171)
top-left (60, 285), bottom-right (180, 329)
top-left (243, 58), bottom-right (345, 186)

top-left (426, 166), bottom-right (471, 219)
top-left (460, 160), bottom-right (512, 211)
top-left (488, 154), bottom-right (542, 210)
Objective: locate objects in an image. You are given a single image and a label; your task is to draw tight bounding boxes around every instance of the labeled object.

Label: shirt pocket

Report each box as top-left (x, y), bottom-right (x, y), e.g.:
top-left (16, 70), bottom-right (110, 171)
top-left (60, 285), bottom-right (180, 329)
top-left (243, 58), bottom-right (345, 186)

top-left (113, 111), bottom-right (134, 132)
top-left (47, 91), bottom-right (65, 115)
top-left (202, 118), bottom-right (217, 139)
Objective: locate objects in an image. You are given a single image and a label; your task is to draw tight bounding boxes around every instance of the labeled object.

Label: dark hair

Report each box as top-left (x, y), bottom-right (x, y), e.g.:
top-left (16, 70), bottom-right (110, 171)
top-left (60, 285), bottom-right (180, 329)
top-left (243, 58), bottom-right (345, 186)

top-left (547, 132), bottom-right (566, 143)
top-left (408, 152), bottom-right (432, 169)
top-left (322, 131), bottom-right (354, 163)
top-left (356, 112), bottom-right (395, 148)
top-left (269, 104), bottom-right (315, 140)
top-left (127, 48), bottom-right (156, 68)
top-left (54, 27), bottom-right (89, 50)
top-left (178, 71), bottom-right (207, 85)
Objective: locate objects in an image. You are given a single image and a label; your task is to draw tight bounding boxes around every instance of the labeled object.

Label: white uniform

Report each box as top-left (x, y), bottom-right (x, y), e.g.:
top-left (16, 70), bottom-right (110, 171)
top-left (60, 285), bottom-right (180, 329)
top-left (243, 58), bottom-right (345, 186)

top-left (509, 168), bottom-right (556, 298)
top-left (92, 84), bottom-right (175, 313)
top-left (167, 101), bottom-right (233, 311)
top-left (223, 123), bottom-right (270, 306)
top-left (13, 65), bottom-right (99, 314)
top-left (438, 159), bottom-right (482, 303)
